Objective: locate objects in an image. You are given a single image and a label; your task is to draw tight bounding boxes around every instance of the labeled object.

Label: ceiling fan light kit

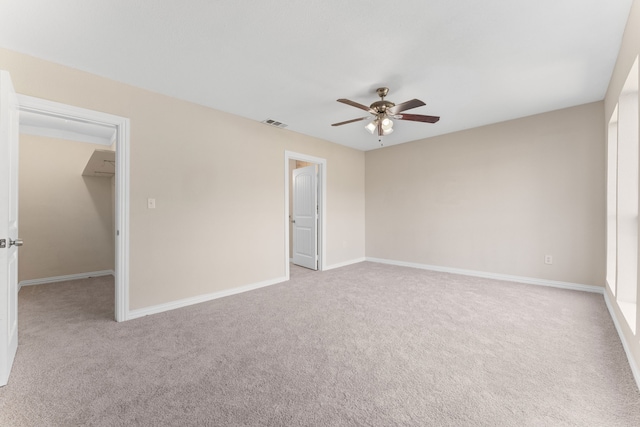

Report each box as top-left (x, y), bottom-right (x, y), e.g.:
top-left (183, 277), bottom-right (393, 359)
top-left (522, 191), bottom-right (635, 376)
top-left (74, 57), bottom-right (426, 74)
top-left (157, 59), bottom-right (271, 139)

top-left (332, 87), bottom-right (440, 145)
top-left (365, 121), bottom-right (377, 134)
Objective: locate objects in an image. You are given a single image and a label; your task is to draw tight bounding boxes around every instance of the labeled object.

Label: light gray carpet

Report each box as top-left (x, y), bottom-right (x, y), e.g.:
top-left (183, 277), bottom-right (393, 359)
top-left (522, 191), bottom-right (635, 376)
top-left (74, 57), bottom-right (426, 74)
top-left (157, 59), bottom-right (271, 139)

top-left (1, 262), bottom-right (639, 426)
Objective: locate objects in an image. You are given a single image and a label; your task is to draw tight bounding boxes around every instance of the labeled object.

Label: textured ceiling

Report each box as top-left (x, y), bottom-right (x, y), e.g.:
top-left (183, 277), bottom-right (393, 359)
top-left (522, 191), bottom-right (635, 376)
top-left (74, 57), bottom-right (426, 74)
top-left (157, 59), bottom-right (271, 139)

top-left (0, 0), bottom-right (633, 150)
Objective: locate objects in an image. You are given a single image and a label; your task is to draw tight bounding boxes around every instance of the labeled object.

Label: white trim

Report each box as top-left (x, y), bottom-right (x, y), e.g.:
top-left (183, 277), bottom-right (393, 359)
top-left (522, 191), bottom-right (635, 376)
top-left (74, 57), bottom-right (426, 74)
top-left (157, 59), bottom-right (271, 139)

top-left (325, 257), bottom-right (366, 271)
top-left (365, 257), bottom-right (604, 294)
top-left (617, 300), bottom-right (638, 334)
top-left (114, 115), bottom-right (130, 322)
top-left (604, 292), bottom-right (640, 392)
top-left (20, 124), bottom-right (113, 146)
top-left (18, 270), bottom-right (114, 290)
top-left (128, 276), bottom-right (288, 320)
top-left (284, 151), bottom-right (327, 280)
top-left (17, 95), bottom-right (126, 133)
top-left (16, 95), bottom-right (130, 322)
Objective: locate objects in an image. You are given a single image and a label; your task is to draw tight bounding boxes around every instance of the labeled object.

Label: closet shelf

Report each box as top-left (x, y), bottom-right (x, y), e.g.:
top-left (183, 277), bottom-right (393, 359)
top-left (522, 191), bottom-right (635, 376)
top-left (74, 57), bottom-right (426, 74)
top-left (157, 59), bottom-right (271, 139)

top-left (82, 149), bottom-right (115, 177)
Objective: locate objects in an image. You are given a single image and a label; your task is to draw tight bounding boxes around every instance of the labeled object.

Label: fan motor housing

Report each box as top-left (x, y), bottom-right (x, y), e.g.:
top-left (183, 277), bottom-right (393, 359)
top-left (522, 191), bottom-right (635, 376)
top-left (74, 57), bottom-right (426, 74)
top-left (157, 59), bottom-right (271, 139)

top-left (370, 100), bottom-right (395, 113)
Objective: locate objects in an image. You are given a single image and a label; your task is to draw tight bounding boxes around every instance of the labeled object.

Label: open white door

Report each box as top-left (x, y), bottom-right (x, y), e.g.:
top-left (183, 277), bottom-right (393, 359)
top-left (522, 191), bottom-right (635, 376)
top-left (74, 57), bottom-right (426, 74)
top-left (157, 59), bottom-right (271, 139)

top-left (0, 70), bottom-right (19, 386)
top-left (292, 165), bottom-right (318, 270)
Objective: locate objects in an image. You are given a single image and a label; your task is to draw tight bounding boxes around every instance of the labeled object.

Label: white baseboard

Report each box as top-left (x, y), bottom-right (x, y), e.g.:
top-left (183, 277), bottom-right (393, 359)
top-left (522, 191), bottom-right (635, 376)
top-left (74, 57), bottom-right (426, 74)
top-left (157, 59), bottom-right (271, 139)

top-left (365, 257), bottom-right (604, 294)
top-left (324, 257), bottom-right (366, 271)
top-left (604, 292), bottom-right (640, 392)
top-left (127, 275), bottom-right (288, 320)
top-left (19, 270), bottom-right (115, 290)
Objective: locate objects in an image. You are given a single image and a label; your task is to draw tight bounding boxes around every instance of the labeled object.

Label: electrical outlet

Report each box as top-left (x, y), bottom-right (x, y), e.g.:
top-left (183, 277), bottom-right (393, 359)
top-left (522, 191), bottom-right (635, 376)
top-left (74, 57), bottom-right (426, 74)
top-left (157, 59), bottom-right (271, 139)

top-left (544, 255), bottom-right (553, 265)
top-left (147, 198), bottom-right (156, 209)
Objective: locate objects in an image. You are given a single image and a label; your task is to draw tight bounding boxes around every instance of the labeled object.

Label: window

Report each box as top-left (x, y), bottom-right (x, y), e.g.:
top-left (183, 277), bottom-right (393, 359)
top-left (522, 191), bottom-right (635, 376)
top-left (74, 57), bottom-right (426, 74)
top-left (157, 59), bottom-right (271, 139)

top-left (614, 56), bottom-right (639, 333)
top-left (607, 106), bottom-right (617, 295)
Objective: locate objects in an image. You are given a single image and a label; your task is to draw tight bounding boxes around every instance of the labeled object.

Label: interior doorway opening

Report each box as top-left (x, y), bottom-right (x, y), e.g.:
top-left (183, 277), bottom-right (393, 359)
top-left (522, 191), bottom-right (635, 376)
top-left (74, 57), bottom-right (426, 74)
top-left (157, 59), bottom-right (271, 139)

top-left (284, 151), bottom-right (326, 280)
top-left (16, 95), bottom-right (129, 321)
top-left (17, 134), bottom-right (116, 308)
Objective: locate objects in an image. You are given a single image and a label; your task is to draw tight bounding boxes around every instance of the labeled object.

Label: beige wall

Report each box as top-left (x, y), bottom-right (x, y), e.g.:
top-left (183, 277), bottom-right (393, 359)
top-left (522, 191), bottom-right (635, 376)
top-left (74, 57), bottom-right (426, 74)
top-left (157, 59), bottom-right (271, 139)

top-left (604, 0), bottom-right (640, 379)
top-left (366, 102), bottom-right (605, 287)
top-left (0, 47), bottom-right (366, 310)
top-left (18, 135), bottom-right (114, 281)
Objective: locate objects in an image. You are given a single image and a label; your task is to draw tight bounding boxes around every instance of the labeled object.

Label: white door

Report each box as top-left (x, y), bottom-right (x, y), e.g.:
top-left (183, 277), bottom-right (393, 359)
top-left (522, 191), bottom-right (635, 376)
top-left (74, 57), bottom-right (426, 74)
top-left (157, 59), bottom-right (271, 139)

top-left (292, 165), bottom-right (318, 270)
top-left (0, 70), bottom-right (19, 386)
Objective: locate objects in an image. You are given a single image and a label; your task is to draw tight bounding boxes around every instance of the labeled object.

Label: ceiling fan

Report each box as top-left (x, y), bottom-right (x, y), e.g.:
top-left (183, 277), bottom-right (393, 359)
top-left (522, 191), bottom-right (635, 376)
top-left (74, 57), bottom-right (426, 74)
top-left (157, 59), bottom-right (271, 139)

top-left (331, 87), bottom-right (440, 139)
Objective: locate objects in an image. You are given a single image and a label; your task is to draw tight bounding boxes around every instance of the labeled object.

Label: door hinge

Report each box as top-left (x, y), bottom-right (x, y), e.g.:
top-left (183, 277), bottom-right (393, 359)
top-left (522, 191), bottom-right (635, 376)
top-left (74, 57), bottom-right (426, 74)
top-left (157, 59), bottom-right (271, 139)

top-left (0, 239), bottom-right (5, 248)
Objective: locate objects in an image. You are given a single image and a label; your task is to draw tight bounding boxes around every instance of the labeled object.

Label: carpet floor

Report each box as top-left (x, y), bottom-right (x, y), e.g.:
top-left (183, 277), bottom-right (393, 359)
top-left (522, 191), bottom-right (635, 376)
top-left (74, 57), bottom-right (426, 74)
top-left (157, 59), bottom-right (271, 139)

top-left (0, 262), bottom-right (639, 426)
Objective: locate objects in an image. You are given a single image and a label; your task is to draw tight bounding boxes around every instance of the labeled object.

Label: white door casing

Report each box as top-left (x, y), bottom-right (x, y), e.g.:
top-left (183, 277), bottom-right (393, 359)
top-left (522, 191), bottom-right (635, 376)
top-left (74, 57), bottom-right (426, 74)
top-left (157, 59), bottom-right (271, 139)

top-left (17, 94), bottom-right (130, 322)
top-left (292, 165), bottom-right (318, 270)
top-left (0, 70), bottom-right (19, 386)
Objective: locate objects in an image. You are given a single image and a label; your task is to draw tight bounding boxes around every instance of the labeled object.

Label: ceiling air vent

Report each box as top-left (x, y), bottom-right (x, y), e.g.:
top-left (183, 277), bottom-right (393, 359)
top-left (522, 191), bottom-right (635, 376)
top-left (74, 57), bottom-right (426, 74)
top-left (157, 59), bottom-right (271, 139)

top-left (261, 119), bottom-right (288, 128)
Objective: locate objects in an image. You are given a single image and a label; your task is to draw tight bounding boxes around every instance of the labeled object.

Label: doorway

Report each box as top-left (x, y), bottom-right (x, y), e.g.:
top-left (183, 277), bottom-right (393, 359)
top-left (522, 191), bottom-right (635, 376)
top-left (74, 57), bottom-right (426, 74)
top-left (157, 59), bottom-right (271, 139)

top-left (284, 151), bottom-right (326, 280)
top-left (18, 135), bottom-right (115, 291)
top-left (16, 95), bottom-right (130, 321)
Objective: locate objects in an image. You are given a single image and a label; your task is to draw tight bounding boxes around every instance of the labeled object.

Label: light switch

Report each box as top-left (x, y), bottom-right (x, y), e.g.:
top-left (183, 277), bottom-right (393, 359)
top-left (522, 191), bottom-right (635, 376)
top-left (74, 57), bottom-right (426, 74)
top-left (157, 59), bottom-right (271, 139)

top-left (147, 198), bottom-right (156, 209)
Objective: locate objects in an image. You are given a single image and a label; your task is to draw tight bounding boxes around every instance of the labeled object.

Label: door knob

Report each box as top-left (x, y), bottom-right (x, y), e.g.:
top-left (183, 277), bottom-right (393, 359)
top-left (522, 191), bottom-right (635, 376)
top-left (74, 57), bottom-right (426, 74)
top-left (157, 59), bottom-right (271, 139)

top-left (9, 238), bottom-right (23, 247)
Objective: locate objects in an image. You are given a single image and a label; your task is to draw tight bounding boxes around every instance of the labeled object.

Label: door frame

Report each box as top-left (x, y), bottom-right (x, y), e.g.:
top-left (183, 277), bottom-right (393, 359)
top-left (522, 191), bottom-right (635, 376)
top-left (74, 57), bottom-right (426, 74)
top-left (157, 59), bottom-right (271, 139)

top-left (17, 95), bottom-right (130, 322)
top-left (284, 151), bottom-right (326, 279)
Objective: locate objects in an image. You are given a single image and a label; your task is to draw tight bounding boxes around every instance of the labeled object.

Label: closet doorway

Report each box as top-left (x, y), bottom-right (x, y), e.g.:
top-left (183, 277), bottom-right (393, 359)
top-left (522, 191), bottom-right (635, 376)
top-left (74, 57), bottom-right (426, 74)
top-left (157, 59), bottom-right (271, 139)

top-left (18, 134), bottom-right (116, 293)
top-left (284, 151), bottom-right (326, 279)
top-left (17, 95), bottom-right (130, 321)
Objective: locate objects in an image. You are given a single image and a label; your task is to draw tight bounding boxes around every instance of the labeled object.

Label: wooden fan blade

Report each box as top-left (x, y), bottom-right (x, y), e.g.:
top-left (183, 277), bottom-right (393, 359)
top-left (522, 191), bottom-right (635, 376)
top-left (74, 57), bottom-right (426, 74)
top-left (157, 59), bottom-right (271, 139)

top-left (331, 116), bottom-right (371, 126)
top-left (398, 113), bottom-right (440, 123)
top-left (388, 99), bottom-right (426, 114)
top-left (337, 98), bottom-right (373, 112)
